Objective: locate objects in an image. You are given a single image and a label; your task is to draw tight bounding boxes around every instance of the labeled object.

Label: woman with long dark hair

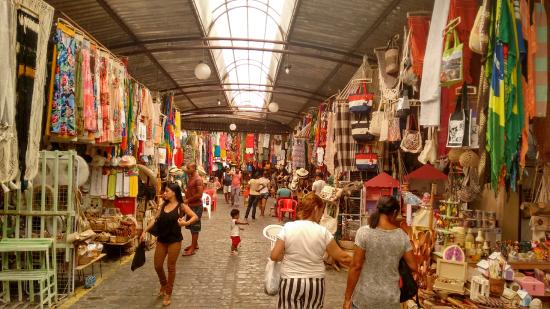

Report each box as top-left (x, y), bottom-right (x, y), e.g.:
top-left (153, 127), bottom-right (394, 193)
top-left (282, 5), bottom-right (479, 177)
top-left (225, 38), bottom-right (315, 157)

top-left (343, 196), bottom-right (417, 309)
top-left (271, 193), bottom-right (351, 308)
top-left (141, 182), bottom-right (198, 306)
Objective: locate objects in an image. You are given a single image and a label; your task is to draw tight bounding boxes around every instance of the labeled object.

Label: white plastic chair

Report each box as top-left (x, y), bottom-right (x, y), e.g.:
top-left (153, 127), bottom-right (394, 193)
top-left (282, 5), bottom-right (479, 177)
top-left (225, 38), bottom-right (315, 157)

top-left (263, 224), bottom-right (283, 249)
top-left (202, 193), bottom-right (212, 219)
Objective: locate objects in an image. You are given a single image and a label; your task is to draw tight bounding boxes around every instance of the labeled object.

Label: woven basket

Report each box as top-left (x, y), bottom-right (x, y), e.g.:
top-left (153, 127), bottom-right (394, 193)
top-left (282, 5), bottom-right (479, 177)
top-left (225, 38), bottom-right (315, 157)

top-left (90, 219), bottom-right (106, 231)
top-left (448, 148), bottom-right (465, 162)
top-left (459, 150), bottom-right (480, 168)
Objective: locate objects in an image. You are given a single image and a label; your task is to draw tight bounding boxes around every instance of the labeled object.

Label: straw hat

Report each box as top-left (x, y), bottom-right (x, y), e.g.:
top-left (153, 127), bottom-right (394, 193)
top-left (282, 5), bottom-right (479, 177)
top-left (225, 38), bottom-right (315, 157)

top-left (119, 155), bottom-right (137, 167)
top-left (197, 166), bottom-right (207, 176)
top-left (296, 168), bottom-right (309, 178)
top-left (448, 148), bottom-right (465, 163)
top-left (91, 155), bottom-right (106, 167)
top-left (459, 150), bottom-right (480, 168)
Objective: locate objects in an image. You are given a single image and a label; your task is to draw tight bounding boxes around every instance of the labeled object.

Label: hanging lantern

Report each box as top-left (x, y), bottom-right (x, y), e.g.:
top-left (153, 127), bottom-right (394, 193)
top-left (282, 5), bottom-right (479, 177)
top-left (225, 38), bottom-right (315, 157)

top-left (229, 123), bottom-right (237, 131)
top-left (268, 102), bottom-right (279, 113)
top-left (194, 61), bottom-right (211, 80)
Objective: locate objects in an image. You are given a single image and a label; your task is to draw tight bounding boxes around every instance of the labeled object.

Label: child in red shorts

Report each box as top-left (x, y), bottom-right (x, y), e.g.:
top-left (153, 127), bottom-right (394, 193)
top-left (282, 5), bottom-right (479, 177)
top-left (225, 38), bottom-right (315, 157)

top-left (230, 209), bottom-right (248, 254)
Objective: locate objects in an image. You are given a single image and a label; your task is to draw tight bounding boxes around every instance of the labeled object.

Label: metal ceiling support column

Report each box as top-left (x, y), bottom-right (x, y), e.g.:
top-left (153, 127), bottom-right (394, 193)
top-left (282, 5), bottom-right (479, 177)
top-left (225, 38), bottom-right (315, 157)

top-left (119, 45), bottom-right (362, 67)
top-left (95, 0), bottom-right (199, 109)
top-left (294, 0), bottom-right (403, 117)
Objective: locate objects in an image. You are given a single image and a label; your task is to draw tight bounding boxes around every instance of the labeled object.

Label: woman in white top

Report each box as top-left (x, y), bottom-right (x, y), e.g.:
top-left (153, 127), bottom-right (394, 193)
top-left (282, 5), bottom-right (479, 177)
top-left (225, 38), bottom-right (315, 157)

top-left (271, 193), bottom-right (351, 309)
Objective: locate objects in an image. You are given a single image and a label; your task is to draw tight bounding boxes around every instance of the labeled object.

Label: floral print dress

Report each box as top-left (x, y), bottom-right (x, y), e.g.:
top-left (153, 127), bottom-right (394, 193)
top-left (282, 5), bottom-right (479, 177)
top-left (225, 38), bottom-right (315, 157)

top-left (50, 28), bottom-right (77, 136)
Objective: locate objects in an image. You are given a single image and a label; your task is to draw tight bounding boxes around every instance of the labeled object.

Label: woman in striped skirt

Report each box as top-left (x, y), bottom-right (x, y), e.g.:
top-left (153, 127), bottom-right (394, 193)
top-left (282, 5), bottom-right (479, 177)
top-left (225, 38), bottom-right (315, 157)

top-left (270, 193), bottom-right (351, 308)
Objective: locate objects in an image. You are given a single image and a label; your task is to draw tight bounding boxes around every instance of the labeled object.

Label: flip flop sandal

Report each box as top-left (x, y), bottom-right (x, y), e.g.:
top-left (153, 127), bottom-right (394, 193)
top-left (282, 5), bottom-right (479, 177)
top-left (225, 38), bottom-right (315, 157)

top-left (182, 250), bottom-right (196, 257)
top-left (184, 245), bottom-right (199, 251)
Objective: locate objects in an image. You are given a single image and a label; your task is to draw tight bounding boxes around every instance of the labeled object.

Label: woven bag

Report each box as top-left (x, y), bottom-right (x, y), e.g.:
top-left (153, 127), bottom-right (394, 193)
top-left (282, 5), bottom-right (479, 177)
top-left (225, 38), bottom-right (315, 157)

top-left (459, 150), bottom-right (480, 168)
top-left (385, 34), bottom-right (400, 75)
top-left (400, 113), bottom-right (422, 153)
top-left (368, 102), bottom-right (384, 136)
top-left (457, 168), bottom-right (481, 202)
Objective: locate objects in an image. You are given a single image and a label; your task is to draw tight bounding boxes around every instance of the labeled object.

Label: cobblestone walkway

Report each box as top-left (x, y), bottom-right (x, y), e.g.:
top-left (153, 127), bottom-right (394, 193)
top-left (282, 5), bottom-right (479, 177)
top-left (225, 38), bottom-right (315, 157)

top-left (71, 197), bottom-right (347, 308)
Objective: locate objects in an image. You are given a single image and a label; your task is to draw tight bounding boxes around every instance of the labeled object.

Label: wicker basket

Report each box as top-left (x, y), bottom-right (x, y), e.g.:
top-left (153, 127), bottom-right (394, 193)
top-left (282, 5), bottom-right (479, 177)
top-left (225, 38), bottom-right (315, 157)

top-left (114, 236), bottom-right (129, 243)
top-left (90, 219), bottom-right (106, 231)
top-left (448, 148), bottom-right (465, 163)
top-left (459, 150), bottom-right (480, 168)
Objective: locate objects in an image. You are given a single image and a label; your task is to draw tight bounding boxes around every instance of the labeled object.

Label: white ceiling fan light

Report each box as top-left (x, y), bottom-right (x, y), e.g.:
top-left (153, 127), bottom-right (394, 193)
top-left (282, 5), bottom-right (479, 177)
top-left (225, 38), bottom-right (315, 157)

top-left (268, 102), bottom-right (279, 113)
top-left (229, 123), bottom-right (237, 131)
top-left (194, 61), bottom-right (211, 80)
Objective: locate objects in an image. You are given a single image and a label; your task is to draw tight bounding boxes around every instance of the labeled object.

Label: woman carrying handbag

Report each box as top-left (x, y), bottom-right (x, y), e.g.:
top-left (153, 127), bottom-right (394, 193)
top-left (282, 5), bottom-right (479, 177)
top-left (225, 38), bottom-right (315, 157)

top-left (141, 183), bottom-right (198, 306)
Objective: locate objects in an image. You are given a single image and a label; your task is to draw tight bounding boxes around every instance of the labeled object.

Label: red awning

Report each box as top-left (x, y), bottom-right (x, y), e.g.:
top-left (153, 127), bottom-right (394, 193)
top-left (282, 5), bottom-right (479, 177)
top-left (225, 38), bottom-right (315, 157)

top-left (364, 172), bottom-right (400, 188)
top-left (404, 164), bottom-right (448, 181)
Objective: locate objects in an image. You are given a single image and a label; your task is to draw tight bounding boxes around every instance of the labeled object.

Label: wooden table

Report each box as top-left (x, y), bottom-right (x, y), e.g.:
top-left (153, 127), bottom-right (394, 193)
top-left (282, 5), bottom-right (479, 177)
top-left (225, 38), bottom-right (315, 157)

top-left (75, 253), bottom-right (106, 281)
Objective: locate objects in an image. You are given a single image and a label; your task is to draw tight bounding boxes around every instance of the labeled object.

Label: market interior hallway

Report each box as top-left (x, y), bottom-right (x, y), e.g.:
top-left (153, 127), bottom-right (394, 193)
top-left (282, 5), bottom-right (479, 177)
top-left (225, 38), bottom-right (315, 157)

top-left (70, 196), bottom-right (348, 308)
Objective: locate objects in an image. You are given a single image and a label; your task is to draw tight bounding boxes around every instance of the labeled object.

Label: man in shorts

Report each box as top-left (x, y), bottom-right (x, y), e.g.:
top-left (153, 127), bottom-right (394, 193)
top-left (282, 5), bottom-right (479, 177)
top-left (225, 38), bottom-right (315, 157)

top-left (183, 163), bottom-right (204, 256)
top-left (222, 167), bottom-right (232, 204)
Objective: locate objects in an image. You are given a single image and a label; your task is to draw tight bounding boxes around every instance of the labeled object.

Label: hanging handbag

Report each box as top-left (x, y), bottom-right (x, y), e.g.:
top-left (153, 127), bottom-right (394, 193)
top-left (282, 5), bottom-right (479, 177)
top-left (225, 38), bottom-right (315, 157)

top-left (379, 107), bottom-right (390, 142)
top-left (395, 89), bottom-right (411, 118)
top-left (351, 113), bottom-right (375, 143)
top-left (348, 82), bottom-right (374, 113)
top-left (400, 112), bottom-right (423, 153)
top-left (418, 127), bottom-right (438, 164)
top-left (469, 0), bottom-right (491, 55)
top-left (320, 185), bottom-right (338, 201)
top-left (399, 258), bottom-right (420, 304)
top-left (387, 105), bottom-right (402, 142)
top-left (447, 84), bottom-right (471, 148)
top-left (385, 34), bottom-right (400, 75)
top-left (457, 168), bottom-right (481, 202)
top-left (356, 145), bottom-right (378, 171)
top-left (440, 29), bottom-right (464, 87)
top-left (400, 27), bottom-right (418, 89)
top-left (369, 102), bottom-right (384, 136)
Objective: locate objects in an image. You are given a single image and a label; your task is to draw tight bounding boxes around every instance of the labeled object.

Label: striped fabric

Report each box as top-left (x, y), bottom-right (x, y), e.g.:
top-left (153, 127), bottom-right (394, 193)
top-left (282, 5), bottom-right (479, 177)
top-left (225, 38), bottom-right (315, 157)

top-left (278, 278), bottom-right (325, 309)
top-left (334, 102), bottom-right (357, 173)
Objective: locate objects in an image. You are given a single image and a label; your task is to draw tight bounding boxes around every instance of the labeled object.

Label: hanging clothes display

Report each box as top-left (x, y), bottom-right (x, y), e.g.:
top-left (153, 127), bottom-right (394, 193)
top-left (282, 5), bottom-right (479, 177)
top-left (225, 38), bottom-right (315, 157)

top-left (0, 0), bottom-right (18, 183)
top-left (50, 25), bottom-right (77, 137)
top-left (334, 102), bottom-right (357, 173)
top-left (534, 1), bottom-right (548, 117)
top-left (419, 0), bottom-right (451, 126)
top-left (15, 0), bottom-right (54, 184)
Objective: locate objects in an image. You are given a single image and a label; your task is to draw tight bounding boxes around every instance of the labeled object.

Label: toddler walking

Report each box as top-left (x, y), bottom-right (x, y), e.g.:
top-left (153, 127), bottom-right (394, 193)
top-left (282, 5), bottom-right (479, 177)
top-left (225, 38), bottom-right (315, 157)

top-left (230, 209), bottom-right (248, 254)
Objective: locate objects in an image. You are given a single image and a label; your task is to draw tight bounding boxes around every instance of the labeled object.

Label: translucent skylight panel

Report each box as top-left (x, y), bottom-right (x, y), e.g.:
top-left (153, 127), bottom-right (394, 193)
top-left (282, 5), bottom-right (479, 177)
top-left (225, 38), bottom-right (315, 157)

top-left (194, 0), bottom-right (296, 109)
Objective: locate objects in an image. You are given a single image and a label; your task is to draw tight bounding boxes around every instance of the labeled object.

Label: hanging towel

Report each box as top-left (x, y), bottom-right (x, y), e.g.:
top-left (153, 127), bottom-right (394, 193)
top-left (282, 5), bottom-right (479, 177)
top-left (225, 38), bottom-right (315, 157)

top-left (107, 169), bottom-right (117, 200)
top-left (419, 0), bottom-right (451, 126)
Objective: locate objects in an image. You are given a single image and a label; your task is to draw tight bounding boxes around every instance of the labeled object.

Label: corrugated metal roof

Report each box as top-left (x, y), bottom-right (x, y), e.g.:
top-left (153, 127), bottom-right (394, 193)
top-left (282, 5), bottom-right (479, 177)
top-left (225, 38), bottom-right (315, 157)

top-left (45, 0), bottom-right (436, 130)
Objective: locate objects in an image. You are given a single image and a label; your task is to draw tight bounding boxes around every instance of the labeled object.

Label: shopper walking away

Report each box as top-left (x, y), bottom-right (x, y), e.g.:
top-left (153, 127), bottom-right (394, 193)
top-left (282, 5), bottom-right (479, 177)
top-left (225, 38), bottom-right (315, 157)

top-left (231, 169), bottom-right (242, 207)
top-left (229, 209), bottom-right (248, 255)
top-left (140, 183), bottom-right (198, 306)
top-left (312, 172), bottom-right (327, 196)
top-left (182, 163), bottom-right (204, 256)
top-left (244, 172), bottom-right (263, 220)
top-left (271, 193), bottom-right (352, 309)
top-left (222, 167), bottom-right (232, 204)
top-left (258, 171), bottom-right (271, 216)
top-left (343, 196), bottom-right (417, 309)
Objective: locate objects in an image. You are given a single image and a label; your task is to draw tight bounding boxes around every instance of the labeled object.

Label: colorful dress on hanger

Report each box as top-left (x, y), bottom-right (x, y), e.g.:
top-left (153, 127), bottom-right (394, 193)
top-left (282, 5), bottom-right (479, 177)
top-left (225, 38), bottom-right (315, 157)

top-left (51, 27), bottom-right (77, 136)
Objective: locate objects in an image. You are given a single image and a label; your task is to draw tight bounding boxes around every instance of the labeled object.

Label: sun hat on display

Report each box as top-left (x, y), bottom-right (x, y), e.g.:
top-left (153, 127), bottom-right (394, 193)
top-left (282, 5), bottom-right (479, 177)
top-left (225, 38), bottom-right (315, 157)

top-left (296, 168), bottom-right (309, 178)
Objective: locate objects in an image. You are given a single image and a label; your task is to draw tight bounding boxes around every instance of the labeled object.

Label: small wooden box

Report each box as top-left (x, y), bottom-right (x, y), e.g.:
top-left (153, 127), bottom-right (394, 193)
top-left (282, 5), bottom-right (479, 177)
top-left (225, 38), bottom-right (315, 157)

top-left (433, 259), bottom-right (468, 294)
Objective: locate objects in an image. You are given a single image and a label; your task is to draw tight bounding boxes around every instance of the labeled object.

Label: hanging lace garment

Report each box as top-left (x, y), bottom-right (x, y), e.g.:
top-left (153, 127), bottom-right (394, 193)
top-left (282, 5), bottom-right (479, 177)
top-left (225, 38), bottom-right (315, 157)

top-left (0, 0), bottom-right (18, 183)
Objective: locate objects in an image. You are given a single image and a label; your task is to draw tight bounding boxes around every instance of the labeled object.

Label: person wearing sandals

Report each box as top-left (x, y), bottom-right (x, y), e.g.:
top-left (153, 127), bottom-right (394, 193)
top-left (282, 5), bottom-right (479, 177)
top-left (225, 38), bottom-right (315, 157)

top-left (343, 196), bottom-right (417, 309)
top-left (270, 193), bottom-right (352, 308)
top-left (141, 182), bottom-right (198, 306)
top-left (182, 163), bottom-right (204, 256)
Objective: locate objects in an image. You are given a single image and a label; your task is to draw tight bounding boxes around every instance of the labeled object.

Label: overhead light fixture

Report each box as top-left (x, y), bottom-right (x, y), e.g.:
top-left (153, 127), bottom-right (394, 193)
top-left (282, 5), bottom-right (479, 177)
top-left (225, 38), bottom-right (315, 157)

top-left (268, 102), bottom-right (279, 113)
top-left (229, 123), bottom-right (237, 131)
top-left (284, 64), bottom-right (292, 74)
top-left (217, 99), bottom-right (221, 106)
top-left (194, 61), bottom-right (211, 80)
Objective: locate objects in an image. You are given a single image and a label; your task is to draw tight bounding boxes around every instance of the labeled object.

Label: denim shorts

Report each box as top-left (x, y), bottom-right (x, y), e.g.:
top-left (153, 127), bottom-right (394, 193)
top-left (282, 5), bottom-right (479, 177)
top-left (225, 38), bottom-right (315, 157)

top-left (186, 205), bottom-right (203, 233)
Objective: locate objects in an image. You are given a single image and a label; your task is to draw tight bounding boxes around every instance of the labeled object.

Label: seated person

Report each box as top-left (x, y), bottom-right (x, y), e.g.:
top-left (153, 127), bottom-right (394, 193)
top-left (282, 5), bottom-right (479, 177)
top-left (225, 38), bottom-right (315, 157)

top-left (276, 187), bottom-right (292, 199)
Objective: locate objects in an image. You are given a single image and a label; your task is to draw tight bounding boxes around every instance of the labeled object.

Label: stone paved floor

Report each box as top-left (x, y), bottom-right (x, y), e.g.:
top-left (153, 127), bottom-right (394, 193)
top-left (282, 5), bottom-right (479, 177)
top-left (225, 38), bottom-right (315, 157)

top-left (70, 197), bottom-right (348, 308)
